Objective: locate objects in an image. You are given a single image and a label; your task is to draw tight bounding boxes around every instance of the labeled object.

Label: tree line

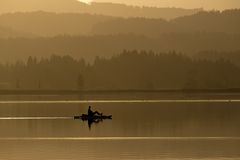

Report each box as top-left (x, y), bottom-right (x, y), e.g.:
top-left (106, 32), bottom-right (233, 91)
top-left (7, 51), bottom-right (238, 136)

top-left (0, 50), bottom-right (240, 90)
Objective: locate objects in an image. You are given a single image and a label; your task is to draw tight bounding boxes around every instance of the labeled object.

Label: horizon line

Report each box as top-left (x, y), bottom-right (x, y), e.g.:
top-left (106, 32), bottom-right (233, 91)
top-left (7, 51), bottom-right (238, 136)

top-left (0, 136), bottom-right (240, 140)
top-left (0, 99), bottom-right (240, 104)
top-left (78, 0), bottom-right (238, 11)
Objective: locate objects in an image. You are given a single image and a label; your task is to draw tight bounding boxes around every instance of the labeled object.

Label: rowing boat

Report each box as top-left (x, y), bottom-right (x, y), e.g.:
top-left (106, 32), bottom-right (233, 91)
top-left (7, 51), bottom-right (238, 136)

top-left (74, 114), bottom-right (112, 120)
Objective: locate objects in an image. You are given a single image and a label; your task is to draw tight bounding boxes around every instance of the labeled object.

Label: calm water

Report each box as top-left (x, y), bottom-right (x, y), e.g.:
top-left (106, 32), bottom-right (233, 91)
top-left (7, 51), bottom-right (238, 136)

top-left (0, 94), bottom-right (240, 160)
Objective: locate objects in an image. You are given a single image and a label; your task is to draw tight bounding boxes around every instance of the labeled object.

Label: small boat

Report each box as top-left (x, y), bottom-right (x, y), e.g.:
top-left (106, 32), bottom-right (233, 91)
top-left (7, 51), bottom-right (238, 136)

top-left (74, 114), bottom-right (112, 120)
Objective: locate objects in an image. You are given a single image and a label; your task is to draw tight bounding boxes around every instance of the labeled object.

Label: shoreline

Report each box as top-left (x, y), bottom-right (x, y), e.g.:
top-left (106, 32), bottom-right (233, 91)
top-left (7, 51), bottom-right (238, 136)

top-left (1, 89), bottom-right (240, 95)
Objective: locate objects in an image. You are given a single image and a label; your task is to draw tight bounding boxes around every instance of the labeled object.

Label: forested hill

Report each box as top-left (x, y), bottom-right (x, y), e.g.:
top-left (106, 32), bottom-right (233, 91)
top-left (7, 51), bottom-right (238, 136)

top-left (0, 51), bottom-right (239, 90)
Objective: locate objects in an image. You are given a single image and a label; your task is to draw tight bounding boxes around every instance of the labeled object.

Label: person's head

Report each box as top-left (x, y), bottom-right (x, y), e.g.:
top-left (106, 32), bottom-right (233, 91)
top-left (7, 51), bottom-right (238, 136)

top-left (89, 106), bottom-right (91, 109)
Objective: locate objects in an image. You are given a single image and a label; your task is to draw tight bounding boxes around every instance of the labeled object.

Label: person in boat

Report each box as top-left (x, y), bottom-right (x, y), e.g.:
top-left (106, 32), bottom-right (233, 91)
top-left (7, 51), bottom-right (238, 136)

top-left (88, 106), bottom-right (102, 117)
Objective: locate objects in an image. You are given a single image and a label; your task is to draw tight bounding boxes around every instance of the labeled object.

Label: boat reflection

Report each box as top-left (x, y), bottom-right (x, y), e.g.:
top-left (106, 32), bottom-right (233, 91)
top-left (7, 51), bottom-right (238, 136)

top-left (74, 114), bottom-right (112, 130)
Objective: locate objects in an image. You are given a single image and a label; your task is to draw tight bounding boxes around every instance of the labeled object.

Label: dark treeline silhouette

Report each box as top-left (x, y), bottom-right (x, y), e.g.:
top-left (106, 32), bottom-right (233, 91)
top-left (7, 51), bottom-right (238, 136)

top-left (0, 50), bottom-right (240, 90)
top-left (0, 33), bottom-right (239, 63)
top-left (0, 9), bottom-right (239, 38)
top-left (195, 50), bottom-right (240, 67)
top-left (0, 0), bottom-right (201, 20)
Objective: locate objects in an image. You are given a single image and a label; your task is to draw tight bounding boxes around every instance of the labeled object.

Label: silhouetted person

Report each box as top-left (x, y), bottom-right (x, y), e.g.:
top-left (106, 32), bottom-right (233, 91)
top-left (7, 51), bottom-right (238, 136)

top-left (88, 106), bottom-right (102, 117)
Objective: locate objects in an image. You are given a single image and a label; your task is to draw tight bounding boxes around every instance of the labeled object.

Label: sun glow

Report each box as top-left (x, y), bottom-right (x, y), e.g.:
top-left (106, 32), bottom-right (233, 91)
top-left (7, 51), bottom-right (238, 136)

top-left (78, 0), bottom-right (92, 4)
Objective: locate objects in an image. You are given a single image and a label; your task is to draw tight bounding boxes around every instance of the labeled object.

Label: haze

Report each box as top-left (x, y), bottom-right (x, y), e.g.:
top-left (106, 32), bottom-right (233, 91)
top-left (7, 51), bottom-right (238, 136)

top-left (85, 0), bottom-right (240, 10)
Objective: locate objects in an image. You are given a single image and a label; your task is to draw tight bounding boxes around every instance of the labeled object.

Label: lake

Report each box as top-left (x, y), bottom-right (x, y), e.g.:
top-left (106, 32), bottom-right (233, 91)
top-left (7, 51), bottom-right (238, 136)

top-left (0, 93), bottom-right (240, 160)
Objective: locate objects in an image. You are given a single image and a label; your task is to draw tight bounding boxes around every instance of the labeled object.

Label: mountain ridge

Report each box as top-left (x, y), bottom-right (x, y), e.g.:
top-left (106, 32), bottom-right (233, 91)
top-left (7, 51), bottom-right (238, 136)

top-left (0, 0), bottom-right (201, 19)
top-left (0, 9), bottom-right (239, 38)
top-left (0, 11), bottom-right (114, 37)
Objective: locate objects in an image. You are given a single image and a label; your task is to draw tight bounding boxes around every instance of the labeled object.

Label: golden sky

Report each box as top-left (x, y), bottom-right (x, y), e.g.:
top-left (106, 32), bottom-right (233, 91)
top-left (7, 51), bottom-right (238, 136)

top-left (80, 0), bottom-right (240, 10)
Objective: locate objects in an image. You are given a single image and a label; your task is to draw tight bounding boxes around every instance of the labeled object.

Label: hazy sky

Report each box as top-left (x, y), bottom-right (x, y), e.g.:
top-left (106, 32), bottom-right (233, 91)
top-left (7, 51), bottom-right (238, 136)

top-left (79, 0), bottom-right (240, 10)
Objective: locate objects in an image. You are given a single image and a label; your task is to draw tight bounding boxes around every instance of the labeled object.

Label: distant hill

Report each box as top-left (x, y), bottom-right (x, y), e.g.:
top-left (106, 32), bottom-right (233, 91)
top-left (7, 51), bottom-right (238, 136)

top-left (0, 12), bottom-right (114, 37)
top-left (0, 0), bottom-right (201, 19)
top-left (0, 33), bottom-right (239, 63)
top-left (172, 9), bottom-right (240, 33)
top-left (0, 25), bottom-right (35, 38)
top-left (86, 2), bottom-right (201, 20)
top-left (0, 0), bottom-right (87, 13)
top-left (92, 10), bottom-right (240, 36)
top-left (0, 10), bottom-right (239, 38)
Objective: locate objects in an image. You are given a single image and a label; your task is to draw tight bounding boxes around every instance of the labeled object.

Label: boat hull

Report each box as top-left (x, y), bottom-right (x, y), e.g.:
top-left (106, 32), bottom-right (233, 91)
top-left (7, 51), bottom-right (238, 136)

top-left (74, 114), bottom-right (112, 120)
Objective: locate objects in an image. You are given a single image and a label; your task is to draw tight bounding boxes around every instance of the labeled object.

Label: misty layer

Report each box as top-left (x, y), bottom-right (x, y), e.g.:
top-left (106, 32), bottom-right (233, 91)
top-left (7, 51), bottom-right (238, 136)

top-left (0, 10), bottom-right (239, 38)
top-left (93, 10), bottom-right (240, 36)
top-left (0, 34), bottom-right (239, 63)
top-left (0, 0), bottom-right (200, 19)
top-left (0, 3), bottom-right (239, 91)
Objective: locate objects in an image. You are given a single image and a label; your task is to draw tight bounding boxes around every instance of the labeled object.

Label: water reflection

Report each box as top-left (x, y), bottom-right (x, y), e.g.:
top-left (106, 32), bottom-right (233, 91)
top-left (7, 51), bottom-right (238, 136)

top-left (0, 102), bottom-right (239, 137)
top-left (0, 117), bottom-right (72, 120)
top-left (0, 98), bottom-right (239, 159)
top-left (88, 118), bottom-right (103, 130)
top-left (1, 138), bottom-right (240, 160)
top-left (75, 115), bottom-right (112, 130)
top-left (0, 116), bottom-right (112, 130)
top-left (1, 99), bottom-right (240, 104)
